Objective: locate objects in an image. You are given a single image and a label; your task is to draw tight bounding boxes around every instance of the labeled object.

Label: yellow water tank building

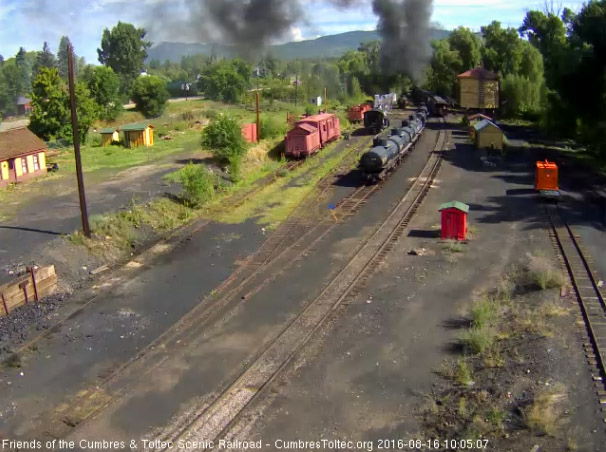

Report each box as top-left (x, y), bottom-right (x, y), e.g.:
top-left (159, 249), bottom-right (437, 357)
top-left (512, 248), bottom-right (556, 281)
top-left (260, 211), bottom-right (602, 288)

top-left (458, 67), bottom-right (499, 110)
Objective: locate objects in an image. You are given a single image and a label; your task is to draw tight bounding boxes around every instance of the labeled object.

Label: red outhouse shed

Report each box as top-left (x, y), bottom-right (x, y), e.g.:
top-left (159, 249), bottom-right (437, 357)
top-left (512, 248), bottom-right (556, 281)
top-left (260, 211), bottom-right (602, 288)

top-left (439, 201), bottom-right (470, 241)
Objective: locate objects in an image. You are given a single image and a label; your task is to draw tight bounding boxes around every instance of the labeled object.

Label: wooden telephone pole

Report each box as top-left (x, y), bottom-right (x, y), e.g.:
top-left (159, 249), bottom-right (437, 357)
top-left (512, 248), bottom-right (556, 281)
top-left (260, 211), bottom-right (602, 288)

top-left (67, 44), bottom-right (91, 238)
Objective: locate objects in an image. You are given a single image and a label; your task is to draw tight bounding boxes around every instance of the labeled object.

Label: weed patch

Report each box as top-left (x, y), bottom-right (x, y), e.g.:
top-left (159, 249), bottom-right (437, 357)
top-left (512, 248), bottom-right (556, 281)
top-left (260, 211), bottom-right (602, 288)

top-left (523, 384), bottom-right (568, 436)
top-left (526, 251), bottom-right (565, 290)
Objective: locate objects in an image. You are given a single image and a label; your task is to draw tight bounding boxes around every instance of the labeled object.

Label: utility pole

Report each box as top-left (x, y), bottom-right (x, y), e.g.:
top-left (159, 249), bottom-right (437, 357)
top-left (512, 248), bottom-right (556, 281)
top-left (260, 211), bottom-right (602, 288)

top-left (295, 74), bottom-right (298, 108)
top-left (324, 87), bottom-right (328, 113)
top-left (67, 43), bottom-right (90, 238)
top-left (256, 92), bottom-right (261, 143)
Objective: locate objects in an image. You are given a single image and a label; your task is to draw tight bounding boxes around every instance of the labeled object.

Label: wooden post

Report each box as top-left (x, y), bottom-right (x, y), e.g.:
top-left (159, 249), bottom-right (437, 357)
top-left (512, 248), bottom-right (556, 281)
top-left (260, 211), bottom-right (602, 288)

top-left (1, 293), bottom-right (9, 316)
top-left (19, 281), bottom-right (28, 304)
top-left (29, 266), bottom-right (39, 302)
top-left (324, 87), bottom-right (328, 113)
top-left (256, 92), bottom-right (261, 143)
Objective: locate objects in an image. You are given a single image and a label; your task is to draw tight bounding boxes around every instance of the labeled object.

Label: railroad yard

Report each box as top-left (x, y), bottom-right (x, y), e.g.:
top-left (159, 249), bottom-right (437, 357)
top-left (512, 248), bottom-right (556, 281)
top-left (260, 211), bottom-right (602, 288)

top-left (0, 104), bottom-right (604, 452)
top-left (2, 3), bottom-right (606, 447)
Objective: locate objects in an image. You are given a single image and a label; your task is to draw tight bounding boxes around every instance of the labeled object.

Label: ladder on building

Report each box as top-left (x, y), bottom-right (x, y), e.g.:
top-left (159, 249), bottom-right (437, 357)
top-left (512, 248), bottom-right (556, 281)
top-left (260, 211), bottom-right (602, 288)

top-left (478, 79), bottom-right (486, 108)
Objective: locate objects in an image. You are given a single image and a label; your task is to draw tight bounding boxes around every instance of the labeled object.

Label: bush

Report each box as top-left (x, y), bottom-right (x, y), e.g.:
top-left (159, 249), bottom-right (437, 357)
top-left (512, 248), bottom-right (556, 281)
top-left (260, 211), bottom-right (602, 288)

top-left (203, 110), bottom-right (218, 120)
top-left (131, 75), bottom-right (170, 118)
top-left (461, 326), bottom-right (495, 354)
top-left (260, 115), bottom-right (287, 140)
top-left (526, 252), bottom-right (565, 290)
top-left (201, 113), bottom-right (247, 174)
top-left (179, 163), bottom-right (215, 208)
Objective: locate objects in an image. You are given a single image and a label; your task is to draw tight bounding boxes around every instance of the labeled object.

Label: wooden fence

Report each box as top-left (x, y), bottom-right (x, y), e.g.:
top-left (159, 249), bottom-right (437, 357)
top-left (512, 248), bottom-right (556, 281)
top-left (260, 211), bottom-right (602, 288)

top-left (0, 266), bottom-right (57, 317)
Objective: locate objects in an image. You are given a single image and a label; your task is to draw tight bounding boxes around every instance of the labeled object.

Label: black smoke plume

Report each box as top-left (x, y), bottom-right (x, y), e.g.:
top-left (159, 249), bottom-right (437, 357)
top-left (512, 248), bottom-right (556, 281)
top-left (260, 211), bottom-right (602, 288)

top-left (373, 0), bottom-right (434, 81)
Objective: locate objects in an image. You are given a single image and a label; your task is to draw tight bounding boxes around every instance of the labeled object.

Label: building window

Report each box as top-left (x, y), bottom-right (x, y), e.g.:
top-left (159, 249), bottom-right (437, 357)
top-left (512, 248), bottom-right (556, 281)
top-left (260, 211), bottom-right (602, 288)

top-left (21, 158), bottom-right (28, 174)
top-left (33, 154), bottom-right (40, 171)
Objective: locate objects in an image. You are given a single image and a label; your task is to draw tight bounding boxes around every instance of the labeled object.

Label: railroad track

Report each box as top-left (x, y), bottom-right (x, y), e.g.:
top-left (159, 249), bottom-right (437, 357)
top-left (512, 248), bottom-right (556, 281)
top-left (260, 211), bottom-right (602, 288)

top-left (546, 204), bottom-right (606, 418)
top-left (147, 125), bottom-right (449, 452)
top-left (37, 135), bottom-right (374, 440)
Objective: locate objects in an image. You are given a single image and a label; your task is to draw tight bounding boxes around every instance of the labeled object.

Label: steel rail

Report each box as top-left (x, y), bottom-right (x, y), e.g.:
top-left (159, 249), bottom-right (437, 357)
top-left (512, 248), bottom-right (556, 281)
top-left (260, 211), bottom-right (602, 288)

top-left (152, 123), bottom-right (448, 452)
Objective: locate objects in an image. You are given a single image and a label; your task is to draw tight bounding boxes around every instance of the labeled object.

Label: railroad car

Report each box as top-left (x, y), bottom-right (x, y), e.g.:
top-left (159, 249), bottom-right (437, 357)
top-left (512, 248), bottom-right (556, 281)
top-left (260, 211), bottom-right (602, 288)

top-left (347, 103), bottom-right (371, 124)
top-left (364, 109), bottom-right (390, 135)
top-left (285, 113), bottom-right (341, 158)
top-left (359, 120), bottom-right (424, 183)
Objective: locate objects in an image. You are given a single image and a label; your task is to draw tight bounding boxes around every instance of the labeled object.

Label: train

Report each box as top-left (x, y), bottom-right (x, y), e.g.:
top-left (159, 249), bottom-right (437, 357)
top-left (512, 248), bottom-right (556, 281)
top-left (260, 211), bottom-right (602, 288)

top-left (358, 108), bottom-right (428, 183)
top-left (347, 103), bottom-right (372, 124)
top-left (363, 108), bottom-right (391, 135)
top-left (285, 113), bottom-right (341, 158)
top-left (409, 88), bottom-right (450, 117)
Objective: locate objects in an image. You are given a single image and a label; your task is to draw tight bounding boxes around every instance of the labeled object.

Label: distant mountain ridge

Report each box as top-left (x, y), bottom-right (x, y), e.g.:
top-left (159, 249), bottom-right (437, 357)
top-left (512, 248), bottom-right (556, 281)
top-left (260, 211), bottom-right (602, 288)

top-left (147, 29), bottom-right (451, 62)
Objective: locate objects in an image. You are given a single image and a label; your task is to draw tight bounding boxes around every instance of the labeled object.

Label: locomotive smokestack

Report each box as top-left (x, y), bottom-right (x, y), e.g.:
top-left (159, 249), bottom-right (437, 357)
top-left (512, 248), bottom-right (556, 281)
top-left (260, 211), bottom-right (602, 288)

top-left (372, 0), bottom-right (434, 82)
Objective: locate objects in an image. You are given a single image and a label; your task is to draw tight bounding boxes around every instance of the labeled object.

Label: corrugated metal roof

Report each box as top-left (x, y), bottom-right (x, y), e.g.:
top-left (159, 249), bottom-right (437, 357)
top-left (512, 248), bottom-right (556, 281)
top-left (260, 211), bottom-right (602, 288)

top-left (0, 128), bottom-right (46, 161)
top-left (473, 119), bottom-right (501, 132)
top-left (458, 67), bottom-right (499, 80)
top-left (439, 201), bottom-right (470, 213)
top-left (121, 123), bottom-right (153, 131)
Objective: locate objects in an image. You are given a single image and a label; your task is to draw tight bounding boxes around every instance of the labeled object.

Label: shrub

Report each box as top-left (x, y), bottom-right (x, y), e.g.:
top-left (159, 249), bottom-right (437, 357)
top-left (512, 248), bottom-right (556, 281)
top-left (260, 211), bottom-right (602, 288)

top-left (526, 252), bottom-right (565, 290)
top-left (131, 75), bottom-right (170, 118)
top-left (201, 113), bottom-right (247, 178)
top-left (179, 163), bottom-right (215, 208)
top-left (523, 384), bottom-right (567, 436)
top-left (461, 326), bottom-right (495, 354)
top-left (203, 110), bottom-right (219, 120)
top-left (470, 297), bottom-right (500, 329)
top-left (260, 115), bottom-right (287, 140)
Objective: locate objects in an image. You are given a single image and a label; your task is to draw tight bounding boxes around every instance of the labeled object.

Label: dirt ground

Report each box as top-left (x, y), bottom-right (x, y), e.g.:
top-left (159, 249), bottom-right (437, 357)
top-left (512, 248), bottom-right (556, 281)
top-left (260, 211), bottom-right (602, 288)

top-left (0, 118), bottom-right (604, 451)
top-left (224, 125), bottom-right (605, 451)
top-left (0, 147), bottom-right (211, 286)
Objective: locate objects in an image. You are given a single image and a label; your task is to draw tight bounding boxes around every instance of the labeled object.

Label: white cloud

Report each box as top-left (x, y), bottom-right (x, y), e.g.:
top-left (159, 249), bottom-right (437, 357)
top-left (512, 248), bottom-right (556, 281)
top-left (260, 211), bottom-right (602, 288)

top-left (290, 26), bottom-right (303, 42)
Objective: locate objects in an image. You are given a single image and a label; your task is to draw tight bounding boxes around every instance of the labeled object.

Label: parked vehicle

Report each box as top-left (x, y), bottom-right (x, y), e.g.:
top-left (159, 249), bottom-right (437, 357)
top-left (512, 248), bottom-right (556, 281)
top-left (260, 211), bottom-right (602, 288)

top-left (363, 109), bottom-right (390, 135)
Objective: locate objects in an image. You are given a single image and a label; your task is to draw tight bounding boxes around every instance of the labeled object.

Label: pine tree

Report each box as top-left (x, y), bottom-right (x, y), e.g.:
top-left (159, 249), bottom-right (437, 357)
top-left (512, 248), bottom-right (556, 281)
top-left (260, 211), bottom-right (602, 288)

top-left (57, 36), bottom-right (73, 80)
top-left (34, 42), bottom-right (57, 76)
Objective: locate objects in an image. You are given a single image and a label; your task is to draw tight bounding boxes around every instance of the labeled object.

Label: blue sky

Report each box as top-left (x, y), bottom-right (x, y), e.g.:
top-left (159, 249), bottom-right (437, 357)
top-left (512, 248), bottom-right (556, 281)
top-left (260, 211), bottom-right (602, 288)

top-left (0, 0), bottom-right (587, 63)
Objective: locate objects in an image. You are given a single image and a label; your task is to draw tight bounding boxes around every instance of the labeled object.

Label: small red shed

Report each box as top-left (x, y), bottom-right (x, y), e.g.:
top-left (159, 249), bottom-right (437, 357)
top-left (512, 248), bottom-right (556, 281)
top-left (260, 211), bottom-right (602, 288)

top-left (439, 201), bottom-right (470, 241)
top-left (241, 123), bottom-right (259, 143)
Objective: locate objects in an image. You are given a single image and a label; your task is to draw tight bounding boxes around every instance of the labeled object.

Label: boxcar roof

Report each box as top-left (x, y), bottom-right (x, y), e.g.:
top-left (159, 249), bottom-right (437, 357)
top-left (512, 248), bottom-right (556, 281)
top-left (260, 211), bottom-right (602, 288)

top-left (300, 113), bottom-right (335, 122)
top-left (0, 127), bottom-right (46, 161)
top-left (292, 123), bottom-right (317, 133)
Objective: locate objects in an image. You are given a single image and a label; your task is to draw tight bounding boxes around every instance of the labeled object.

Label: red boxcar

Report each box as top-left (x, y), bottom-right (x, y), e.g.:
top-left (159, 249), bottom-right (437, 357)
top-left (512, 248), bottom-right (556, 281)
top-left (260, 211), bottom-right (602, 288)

top-left (347, 104), bottom-right (371, 123)
top-left (285, 123), bottom-right (320, 158)
top-left (285, 113), bottom-right (340, 158)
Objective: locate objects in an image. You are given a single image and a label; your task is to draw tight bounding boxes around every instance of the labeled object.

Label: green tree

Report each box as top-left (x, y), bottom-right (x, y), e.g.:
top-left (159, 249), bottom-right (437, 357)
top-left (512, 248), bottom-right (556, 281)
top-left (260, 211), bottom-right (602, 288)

top-left (198, 60), bottom-right (251, 103)
top-left (448, 27), bottom-right (482, 71)
top-left (83, 65), bottom-right (122, 121)
top-left (98, 22), bottom-right (151, 94)
top-left (481, 21), bottom-right (524, 76)
top-left (130, 75), bottom-right (169, 118)
top-left (15, 47), bottom-right (31, 95)
top-left (426, 39), bottom-right (461, 97)
top-left (0, 60), bottom-right (20, 116)
top-left (29, 68), bottom-right (69, 140)
top-left (34, 42), bottom-right (57, 76)
top-left (57, 36), bottom-right (75, 80)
